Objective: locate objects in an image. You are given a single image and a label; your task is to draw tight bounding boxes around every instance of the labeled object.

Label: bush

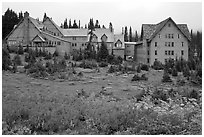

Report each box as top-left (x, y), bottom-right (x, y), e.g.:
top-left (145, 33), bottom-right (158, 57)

top-left (152, 88), bottom-right (169, 102)
top-left (53, 50), bottom-right (58, 57)
top-left (64, 52), bottom-right (70, 60)
top-left (98, 61), bottom-right (108, 67)
top-left (78, 60), bottom-right (97, 69)
top-left (136, 65), bottom-right (141, 73)
top-left (27, 61), bottom-right (48, 78)
top-left (2, 48), bottom-right (12, 70)
top-left (18, 45), bottom-right (24, 55)
top-left (131, 74), bottom-right (140, 81)
top-left (162, 71), bottom-right (172, 82)
top-left (141, 64), bottom-right (149, 71)
top-left (171, 67), bottom-right (178, 77)
top-left (108, 65), bottom-right (116, 73)
top-left (152, 60), bottom-right (163, 70)
top-left (13, 54), bottom-right (22, 66)
top-left (107, 55), bottom-right (114, 64)
top-left (183, 65), bottom-right (190, 77)
top-left (44, 52), bottom-right (52, 60)
top-left (9, 45), bottom-right (18, 53)
top-left (140, 74), bottom-right (148, 81)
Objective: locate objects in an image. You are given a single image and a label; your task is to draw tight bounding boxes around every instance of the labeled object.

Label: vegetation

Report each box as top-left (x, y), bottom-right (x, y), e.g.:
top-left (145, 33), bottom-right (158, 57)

top-left (2, 47), bottom-right (12, 70)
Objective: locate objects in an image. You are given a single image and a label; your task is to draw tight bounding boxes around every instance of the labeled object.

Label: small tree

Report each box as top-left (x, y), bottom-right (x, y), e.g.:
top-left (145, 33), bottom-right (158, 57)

top-left (97, 41), bottom-right (109, 62)
top-left (13, 54), bottom-right (22, 66)
top-left (2, 48), bottom-right (11, 70)
top-left (53, 50), bottom-right (58, 57)
top-left (18, 45), bottom-right (24, 54)
top-left (64, 52), bottom-right (69, 60)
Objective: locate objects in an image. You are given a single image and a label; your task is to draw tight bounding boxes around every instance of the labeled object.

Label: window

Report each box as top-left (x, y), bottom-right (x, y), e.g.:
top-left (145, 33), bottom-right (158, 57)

top-left (165, 42), bottom-right (167, 46)
top-left (168, 42), bottom-right (171, 47)
top-left (57, 41), bottom-right (61, 45)
top-left (72, 43), bottom-right (74, 46)
top-left (172, 42), bottom-right (174, 47)
top-left (55, 41), bottom-right (57, 45)
top-left (171, 51), bottom-right (174, 55)
top-left (178, 34), bottom-right (180, 38)
top-left (171, 34), bottom-right (174, 39)
top-left (73, 37), bottom-right (76, 40)
top-left (54, 33), bottom-right (56, 36)
top-left (168, 51), bottom-right (171, 55)
top-left (168, 34), bottom-right (171, 38)
top-left (165, 51), bottom-right (167, 55)
top-left (155, 50), bottom-right (157, 55)
top-left (165, 59), bottom-right (167, 63)
top-left (155, 58), bottom-right (158, 61)
top-left (181, 50), bottom-right (184, 56)
top-left (158, 34), bottom-right (160, 38)
top-left (147, 50), bottom-right (150, 55)
top-left (182, 42), bottom-right (184, 47)
top-left (147, 58), bottom-right (150, 63)
top-left (155, 42), bottom-right (157, 47)
top-left (168, 23), bottom-right (171, 27)
top-left (75, 43), bottom-right (77, 46)
top-left (165, 34), bottom-right (167, 38)
top-left (82, 43), bottom-right (84, 46)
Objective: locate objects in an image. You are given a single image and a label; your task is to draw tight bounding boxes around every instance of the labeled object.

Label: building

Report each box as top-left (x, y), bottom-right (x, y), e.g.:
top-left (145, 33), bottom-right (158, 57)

top-left (5, 11), bottom-right (124, 57)
top-left (137, 17), bottom-right (191, 65)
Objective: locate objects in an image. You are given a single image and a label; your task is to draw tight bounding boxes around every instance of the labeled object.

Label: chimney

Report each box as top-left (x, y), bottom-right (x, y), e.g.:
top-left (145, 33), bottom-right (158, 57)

top-left (24, 11), bottom-right (29, 18)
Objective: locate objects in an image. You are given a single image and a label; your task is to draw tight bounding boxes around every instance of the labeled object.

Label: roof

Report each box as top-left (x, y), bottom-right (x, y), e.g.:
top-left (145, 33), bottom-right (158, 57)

top-left (45, 17), bottom-right (64, 35)
top-left (62, 28), bottom-right (88, 36)
top-left (29, 17), bottom-right (44, 30)
top-left (32, 34), bottom-right (45, 42)
top-left (114, 34), bottom-right (124, 43)
top-left (41, 31), bottom-right (71, 43)
top-left (92, 28), bottom-right (114, 42)
top-left (141, 17), bottom-right (191, 41)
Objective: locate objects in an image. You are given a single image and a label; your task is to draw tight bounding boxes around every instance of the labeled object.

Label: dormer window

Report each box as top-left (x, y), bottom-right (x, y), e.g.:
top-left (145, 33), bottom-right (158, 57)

top-left (101, 34), bottom-right (108, 42)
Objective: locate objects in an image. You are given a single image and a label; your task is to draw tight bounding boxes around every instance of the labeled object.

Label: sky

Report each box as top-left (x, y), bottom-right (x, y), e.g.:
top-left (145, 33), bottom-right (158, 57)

top-left (2, 0), bottom-right (202, 35)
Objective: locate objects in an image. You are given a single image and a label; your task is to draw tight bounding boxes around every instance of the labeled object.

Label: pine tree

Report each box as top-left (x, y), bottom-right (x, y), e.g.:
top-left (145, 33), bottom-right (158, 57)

top-left (129, 26), bottom-right (132, 42)
top-left (97, 41), bottom-right (109, 62)
top-left (64, 18), bottom-right (68, 29)
top-left (18, 11), bottom-right (23, 20)
top-left (102, 25), bottom-right (106, 29)
top-left (88, 18), bottom-right (94, 30)
top-left (124, 26), bottom-right (128, 42)
top-left (95, 20), bottom-right (100, 28)
top-left (43, 13), bottom-right (47, 22)
top-left (72, 20), bottom-right (78, 28)
top-left (78, 20), bottom-right (81, 28)
top-left (109, 22), bottom-right (113, 32)
top-left (69, 19), bottom-right (72, 28)
top-left (135, 31), bottom-right (139, 42)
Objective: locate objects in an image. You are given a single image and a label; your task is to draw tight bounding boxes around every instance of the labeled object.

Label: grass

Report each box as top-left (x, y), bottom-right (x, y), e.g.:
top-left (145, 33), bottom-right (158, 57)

top-left (2, 63), bottom-right (202, 134)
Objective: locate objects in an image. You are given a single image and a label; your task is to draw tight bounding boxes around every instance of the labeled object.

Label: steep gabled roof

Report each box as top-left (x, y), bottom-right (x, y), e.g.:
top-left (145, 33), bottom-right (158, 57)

top-left (32, 34), bottom-right (46, 42)
top-left (92, 28), bottom-right (114, 42)
top-left (44, 17), bottom-right (64, 35)
top-left (141, 17), bottom-right (191, 41)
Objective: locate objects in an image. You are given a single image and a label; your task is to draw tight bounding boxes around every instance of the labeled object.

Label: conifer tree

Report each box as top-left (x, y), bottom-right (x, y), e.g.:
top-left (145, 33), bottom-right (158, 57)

top-left (129, 26), bottom-right (132, 42)
top-left (124, 26), bottom-right (128, 42)
top-left (64, 18), bottom-right (68, 29)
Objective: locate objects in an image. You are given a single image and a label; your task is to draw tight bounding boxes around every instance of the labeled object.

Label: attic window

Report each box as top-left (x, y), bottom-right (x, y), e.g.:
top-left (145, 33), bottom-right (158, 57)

top-left (168, 24), bottom-right (171, 27)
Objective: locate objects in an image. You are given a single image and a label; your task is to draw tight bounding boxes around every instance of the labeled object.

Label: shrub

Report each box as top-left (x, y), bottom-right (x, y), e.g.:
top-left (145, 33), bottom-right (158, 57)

top-left (18, 45), bottom-right (24, 55)
top-left (171, 67), bottom-right (178, 77)
top-left (107, 54), bottom-right (114, 64)
top-left (152, 60), bottom-right (163, 70)
top-left (27, 61), bottom-right (48, 78)
top-left (108, 65), bottom-right (116, 73)
top-left (141, 64), bottom-right (149, 71)
top-left (136, 65), bottom-right (141, 73)
top-left (98, 61), bottom-right (108, 67)
top-left (131, 74), bottom-right (140, 81)
top-left (64, 52), bottom-right (70, 60)
top-left (183, 65), bottom-right (190, 77)
top-left (140, 74), bottom-right (148, 81)
top-left (78, 60), bottom-right (97, 69)
top-left (9, 45), bottom-right (18, 53)
top-left (152, 88), bottom-right (169, 102)
top-left (189, 89), bottom-right (200, 100)
top-left (196, 63), bottom-right (202, 78)
top-left (13, 54), bottom-right (22, 66)
top-left (2, 48), bottom-right (11, 70)
top-left (53, 50), bottom-right (58, 57)
top-left (162, 71), bottom-right (172, 82)
top-left (44, 52), bottom-right (52, 60)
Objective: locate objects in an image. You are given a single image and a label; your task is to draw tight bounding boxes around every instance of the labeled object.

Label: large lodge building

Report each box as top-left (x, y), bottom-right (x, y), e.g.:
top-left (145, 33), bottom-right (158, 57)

top-left (5, 12), bottom-right (191, 65)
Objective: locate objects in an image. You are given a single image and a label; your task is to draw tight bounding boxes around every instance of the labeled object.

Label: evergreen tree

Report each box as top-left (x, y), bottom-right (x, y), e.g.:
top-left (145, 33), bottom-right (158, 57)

top-left (124, 26), bottom-right (128, 42)
top-left (78, 20), bottom-right (81, 28)
top-left (72, 20), bottom-right (78, 28)
top-left (102, 25), bottom-right (106, 29)
top-left (64, 18), bottom-right (68, 29)
top-left (129, 26), bottom-right (132, 42)
top-left (2, 47), bottom-right (11, 70)
top-left (135, 31), bottom-right (139, 42)
top-left (97, 41), bottom-right (109, 61)
top-left (109, 22), bottom-right (113, 32)
top-left (88, 18), bottom-right (94, 30)
top-left (85, 24), bottom-right (87, 29)
top-left (95, 20), bottom-right (100, 28)
top-left (43, 12), bottom-right (47, 22)
top-left (69, 19), bottom-right (72, 28)
top-left (60, 23), bottom-right (64, 28)
top-left (2, 8), bottom-right (20, 39)
top-left (18, 11), bottom-right (23, 20)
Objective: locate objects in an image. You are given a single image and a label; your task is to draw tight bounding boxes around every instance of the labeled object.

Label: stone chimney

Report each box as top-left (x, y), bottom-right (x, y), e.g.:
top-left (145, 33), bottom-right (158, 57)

top-left (24, 11), bottom-right (29, 18)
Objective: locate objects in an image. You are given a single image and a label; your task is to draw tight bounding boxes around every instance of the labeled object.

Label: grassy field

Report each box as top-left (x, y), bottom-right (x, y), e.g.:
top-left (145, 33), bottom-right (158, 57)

top-left (2, 65), bottom-right (202, 135)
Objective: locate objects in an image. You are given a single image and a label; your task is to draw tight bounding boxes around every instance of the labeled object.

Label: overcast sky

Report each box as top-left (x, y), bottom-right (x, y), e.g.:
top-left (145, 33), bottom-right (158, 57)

top-left (2, 1), bottom-right (202, 34)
